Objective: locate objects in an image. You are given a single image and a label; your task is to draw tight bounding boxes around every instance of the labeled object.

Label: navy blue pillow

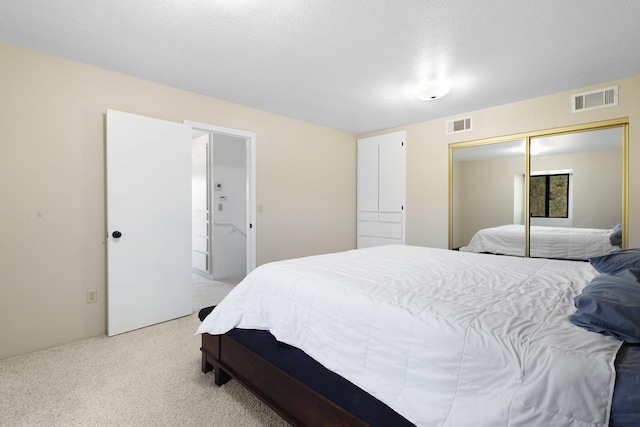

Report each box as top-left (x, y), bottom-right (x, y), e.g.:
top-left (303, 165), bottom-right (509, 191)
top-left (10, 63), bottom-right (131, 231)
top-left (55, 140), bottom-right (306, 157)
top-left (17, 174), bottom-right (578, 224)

top-left (570, 268), bottom-right (640, 343)
top-left (610, 223), bottom-right (623, 247)
top-left (589, 248), bottom-right (640, 274)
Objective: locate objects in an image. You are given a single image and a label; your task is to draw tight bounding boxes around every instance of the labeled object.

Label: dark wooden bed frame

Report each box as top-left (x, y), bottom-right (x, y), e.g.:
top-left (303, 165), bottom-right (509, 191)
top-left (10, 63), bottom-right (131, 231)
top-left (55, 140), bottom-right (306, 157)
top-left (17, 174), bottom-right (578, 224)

top-left (201, 332), bottom-right (370, 427)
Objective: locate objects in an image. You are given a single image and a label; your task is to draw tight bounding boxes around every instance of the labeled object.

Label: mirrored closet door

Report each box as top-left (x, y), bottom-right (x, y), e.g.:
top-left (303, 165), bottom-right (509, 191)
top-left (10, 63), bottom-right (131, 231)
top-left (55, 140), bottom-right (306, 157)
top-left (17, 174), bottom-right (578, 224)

top-left (449, 119), bottom-right (628, 260)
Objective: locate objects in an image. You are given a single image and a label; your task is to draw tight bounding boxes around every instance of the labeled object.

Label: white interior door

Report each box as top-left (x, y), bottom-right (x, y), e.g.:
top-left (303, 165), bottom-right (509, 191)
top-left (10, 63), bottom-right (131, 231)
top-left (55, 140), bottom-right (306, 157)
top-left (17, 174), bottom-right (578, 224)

top-left (106, 109), bottom-right (192, 336)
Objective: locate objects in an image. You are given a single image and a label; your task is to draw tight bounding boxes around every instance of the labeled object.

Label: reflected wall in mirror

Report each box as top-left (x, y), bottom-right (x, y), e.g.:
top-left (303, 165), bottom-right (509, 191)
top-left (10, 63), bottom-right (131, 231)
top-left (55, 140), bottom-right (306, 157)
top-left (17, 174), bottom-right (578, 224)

top-left (451, 139), bottom-right (526, 254)
top-left (449, 119), bottom-right (627, 260)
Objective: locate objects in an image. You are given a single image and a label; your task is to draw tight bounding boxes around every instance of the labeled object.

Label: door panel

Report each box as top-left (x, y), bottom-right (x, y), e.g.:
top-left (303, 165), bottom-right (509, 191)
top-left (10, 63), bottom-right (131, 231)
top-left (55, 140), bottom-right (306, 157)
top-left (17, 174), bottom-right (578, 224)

top-left (106, 109), bottom-right (192, 336)
top-left (378, 139), bottom-right (405, 213)
top-left (357, 142), bottom-right (379, 212)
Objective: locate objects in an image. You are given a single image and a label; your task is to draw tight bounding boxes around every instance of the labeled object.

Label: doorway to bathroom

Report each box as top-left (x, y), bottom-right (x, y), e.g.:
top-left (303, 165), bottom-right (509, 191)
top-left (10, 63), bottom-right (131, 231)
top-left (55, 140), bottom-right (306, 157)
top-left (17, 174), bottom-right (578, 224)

top-left (188, 121), bottom-right (256, 282)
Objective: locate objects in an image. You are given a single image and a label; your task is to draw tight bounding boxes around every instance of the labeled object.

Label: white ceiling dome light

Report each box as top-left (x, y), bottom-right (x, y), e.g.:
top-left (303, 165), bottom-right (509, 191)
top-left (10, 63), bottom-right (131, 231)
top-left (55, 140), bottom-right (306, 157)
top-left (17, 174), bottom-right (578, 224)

top-left (415, 83), bottom-right (450, 101)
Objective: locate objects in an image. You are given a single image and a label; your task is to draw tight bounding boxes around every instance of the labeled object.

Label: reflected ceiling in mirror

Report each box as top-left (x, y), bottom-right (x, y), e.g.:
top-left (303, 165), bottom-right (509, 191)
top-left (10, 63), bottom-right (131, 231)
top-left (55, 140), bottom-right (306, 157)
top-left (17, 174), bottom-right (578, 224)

top-left (452, 140), bottom-right (525, 162)
top-left (531, 127), bottom-right (622, 156)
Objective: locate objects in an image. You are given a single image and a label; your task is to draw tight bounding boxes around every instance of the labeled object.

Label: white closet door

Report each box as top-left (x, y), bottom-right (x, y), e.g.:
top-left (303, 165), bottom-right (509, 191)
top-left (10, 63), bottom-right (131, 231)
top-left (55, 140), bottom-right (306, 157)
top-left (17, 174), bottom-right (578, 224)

top-left (357, 141), bottom-right (379, 216)
top-left (106, 109), bottom-right (192, 336)
top-left (357, 131), bottom-right (406, 248)
top-left (378, 138), bottom-right (405, 214)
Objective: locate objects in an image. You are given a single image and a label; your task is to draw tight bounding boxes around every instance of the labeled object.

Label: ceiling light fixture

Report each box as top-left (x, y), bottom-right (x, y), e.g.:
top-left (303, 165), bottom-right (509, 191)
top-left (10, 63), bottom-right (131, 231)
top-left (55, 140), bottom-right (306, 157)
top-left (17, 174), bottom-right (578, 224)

top-left (415, 84), bottom-right (450, 101)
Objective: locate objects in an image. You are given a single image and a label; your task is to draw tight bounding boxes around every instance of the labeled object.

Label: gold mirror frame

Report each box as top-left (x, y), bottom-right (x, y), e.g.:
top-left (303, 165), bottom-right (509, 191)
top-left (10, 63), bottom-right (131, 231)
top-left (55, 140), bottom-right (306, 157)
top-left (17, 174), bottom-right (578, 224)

top-left (448, 118), bottom-right (629, 256)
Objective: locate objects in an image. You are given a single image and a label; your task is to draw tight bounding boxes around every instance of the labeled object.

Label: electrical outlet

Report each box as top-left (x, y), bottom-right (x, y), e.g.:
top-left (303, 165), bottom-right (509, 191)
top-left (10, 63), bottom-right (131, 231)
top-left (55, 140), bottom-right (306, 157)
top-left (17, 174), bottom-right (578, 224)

top-left (258, 204), bottom-right (263, 213)
top-left (87, 289), bottom-right (97, 304)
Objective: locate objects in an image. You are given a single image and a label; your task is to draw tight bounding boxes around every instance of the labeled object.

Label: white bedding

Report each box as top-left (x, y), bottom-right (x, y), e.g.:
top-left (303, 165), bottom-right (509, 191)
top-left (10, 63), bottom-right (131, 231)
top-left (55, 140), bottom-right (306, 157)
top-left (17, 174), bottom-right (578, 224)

top-left (459, 224), bottom-right (618, 260)
top-left (197, 245), bottom-right (621, 426)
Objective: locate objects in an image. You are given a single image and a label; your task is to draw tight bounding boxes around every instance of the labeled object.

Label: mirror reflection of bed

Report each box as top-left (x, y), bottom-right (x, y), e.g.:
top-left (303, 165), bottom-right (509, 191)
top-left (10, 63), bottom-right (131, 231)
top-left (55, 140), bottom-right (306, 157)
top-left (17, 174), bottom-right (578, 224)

top-left (459, 224), bottom-right (621, 260)
top-left (450, 122), bottom-right (627, 260)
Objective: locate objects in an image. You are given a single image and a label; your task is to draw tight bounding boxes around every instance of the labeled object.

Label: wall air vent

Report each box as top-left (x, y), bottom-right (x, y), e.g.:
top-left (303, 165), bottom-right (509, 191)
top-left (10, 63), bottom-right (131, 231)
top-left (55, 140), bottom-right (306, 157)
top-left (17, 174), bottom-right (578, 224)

top-left (572, 85), bottom-right (618, 113)
top-left (446, 116), bottom-right (472, 134)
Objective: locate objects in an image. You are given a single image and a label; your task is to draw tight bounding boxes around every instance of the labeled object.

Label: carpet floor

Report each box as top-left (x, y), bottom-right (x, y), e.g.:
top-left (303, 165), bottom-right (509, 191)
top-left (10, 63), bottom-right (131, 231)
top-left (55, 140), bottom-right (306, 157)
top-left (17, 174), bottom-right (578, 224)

top-left (0, 276), bottom-right (288, 426)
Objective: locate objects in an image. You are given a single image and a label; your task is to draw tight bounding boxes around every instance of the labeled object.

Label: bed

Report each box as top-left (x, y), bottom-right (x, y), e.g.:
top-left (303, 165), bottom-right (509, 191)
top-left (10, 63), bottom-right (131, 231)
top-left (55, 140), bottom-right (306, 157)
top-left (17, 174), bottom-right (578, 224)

top-left (198, 245), bottom-right (640, 426)
top-left (459, 224), bottom-right (621, 260)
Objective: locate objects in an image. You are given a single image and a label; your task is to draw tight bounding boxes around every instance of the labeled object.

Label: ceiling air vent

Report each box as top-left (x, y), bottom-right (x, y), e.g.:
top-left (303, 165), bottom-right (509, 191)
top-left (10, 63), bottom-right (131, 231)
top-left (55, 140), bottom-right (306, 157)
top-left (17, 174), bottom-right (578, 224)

top-left (572, 86), bottom-right (618, 113)
top-left (446, 116), bottom-right (472, 134)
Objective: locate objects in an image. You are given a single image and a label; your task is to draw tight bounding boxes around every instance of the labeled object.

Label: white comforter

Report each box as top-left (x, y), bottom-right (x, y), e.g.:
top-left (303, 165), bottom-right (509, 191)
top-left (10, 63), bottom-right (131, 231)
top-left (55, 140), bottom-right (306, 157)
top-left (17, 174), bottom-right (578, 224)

top-left (459, 224), bottom-right (618, 260)
top-left (197, 245), bottom-right (621, 426)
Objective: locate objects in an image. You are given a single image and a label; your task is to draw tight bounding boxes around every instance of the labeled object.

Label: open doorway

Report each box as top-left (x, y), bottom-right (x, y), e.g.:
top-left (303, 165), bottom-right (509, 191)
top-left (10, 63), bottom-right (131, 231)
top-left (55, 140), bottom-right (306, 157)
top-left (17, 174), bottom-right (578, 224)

top-left (187, 121), bottom-right (256, 283)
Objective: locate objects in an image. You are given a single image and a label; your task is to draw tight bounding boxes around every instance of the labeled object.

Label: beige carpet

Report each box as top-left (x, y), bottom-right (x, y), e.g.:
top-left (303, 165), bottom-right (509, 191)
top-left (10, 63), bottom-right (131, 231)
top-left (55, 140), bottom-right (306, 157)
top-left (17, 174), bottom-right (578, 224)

top-left (192, 274), bottom-right (237, 312)
top-left (0, 276), bottom-right (289, 426)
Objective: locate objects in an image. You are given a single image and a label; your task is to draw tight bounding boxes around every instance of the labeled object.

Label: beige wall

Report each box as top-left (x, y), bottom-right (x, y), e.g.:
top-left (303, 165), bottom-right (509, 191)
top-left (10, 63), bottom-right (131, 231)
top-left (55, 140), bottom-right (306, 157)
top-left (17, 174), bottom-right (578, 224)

top-left (454, 155), bottom-right (523, 247)
top-left (360, 75), bottom-right (640, 251)
top-left (0, 42), bottom-right (356, 359)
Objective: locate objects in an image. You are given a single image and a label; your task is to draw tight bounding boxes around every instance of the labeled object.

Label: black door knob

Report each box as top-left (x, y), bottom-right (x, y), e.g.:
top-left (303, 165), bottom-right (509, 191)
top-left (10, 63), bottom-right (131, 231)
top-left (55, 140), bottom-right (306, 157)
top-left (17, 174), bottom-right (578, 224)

top-left (112, 231), bottom-right (122, 238)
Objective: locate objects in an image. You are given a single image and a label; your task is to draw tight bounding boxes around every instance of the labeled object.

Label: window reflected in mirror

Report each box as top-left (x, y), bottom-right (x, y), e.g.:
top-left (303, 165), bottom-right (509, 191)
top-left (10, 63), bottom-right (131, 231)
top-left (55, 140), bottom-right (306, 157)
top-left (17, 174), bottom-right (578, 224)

top-left (530, 173), bottom-right (569, 218)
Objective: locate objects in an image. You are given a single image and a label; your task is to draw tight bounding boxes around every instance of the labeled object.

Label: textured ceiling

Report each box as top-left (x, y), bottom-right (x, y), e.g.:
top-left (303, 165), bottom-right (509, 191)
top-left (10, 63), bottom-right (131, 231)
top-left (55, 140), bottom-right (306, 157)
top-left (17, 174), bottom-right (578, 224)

top-left (1, 0), bottom-right (640, 134)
